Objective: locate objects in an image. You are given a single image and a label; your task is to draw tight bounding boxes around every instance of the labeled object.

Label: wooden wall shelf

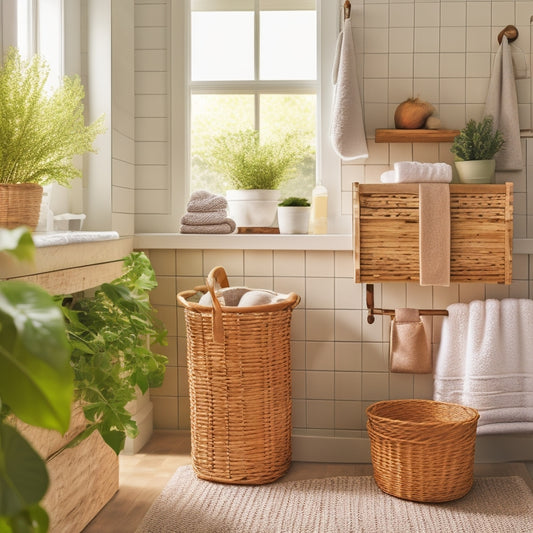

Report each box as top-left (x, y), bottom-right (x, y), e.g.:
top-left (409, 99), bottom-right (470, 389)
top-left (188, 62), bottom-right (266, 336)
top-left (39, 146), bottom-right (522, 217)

top-left (375, 129), bottom-right (460, 143)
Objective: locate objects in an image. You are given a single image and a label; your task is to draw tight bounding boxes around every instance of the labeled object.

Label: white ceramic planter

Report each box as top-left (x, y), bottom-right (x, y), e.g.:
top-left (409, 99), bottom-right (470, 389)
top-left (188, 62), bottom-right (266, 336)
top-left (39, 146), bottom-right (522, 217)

top-left (455, 159), bottom-right (495, 184)
top-left (226, 189), bottom-right (280, 227)
top-left (277, 206), bottom-right (311, 234)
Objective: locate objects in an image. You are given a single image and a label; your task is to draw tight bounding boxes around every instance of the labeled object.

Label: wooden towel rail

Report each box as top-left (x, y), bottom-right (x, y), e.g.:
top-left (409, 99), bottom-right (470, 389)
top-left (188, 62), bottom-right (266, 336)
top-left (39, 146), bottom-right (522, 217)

top-left (365, 284), bottom-right (448, 324)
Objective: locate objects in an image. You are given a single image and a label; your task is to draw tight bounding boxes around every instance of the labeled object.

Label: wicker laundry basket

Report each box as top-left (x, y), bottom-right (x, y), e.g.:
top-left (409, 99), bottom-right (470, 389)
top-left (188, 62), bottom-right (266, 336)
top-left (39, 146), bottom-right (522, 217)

top-left (366, 399), bottom-right (479, 502)
top-left (177, 266), bottom-right (300, 485)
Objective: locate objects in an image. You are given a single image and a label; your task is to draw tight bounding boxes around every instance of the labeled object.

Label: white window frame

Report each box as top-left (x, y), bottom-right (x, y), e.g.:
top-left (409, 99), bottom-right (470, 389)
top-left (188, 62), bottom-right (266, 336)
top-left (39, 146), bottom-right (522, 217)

top-left (174, 0), bottom-right (345, 234)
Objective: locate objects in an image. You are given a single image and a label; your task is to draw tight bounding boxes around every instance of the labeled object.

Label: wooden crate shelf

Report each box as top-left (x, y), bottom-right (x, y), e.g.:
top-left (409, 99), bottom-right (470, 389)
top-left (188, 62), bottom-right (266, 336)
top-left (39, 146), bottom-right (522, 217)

top-left (353, 183), bottom-right (513, 284)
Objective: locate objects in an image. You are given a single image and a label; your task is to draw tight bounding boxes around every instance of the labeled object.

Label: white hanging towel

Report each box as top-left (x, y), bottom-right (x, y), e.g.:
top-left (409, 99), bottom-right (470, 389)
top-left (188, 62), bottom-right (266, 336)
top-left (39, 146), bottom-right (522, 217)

top-left (434, 299), bottom-right (533, 435)
top-left (330, 18), bottom-right (368, 161)
top-left (483, 35), bottom-right (523, 171)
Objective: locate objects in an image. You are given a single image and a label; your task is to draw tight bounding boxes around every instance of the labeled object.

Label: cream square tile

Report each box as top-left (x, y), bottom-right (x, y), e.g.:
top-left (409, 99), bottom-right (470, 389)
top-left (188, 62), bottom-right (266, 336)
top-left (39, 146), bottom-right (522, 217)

top-left (361, 373), bottom-right (389, 401)
top-left (414, 53), bottom-right (439, 78)
top-left (466, 53), bottom-right (491, 77)
top-left (152, 397), bottom-right (178, 429)
top-left (413, 79), bottom-right (439, 105)
top-left (291, 341), bottom-right (306, 370)
top-left (440, 2), bottom-right (466, 26)
top-left (306, 251), bottom-right (335, 276)
top-left (177, 367), bottom-right (189, 398)
top-left (364, 164), bottom-right (391, 182)
top-left (406, 283), bottom-right (433, 309)
top-left (335, 342), bottom-right (362, 371)
top-left (148, 249), bottom-right (176, 276)
top-left (414, 27), bottom-right (439, 53)
top-left (364, 54), bottom-right (389, 78)
top-left (292, 370), bottom-right (306, 398)
top-left (334, 251), bottom-right (355, 278)
top-left (335, 309), bottom-right (362, 342)
top-left (305, 278), bottom-right (335, 309)
top-left (362, 342), bottom-right (388, 372)
top-left (389, 143), bottom-right (413, 164)
top-left (341, 191), bottom-right (353, 216)
top-left (342, 164), bottom-right (364, 191)
top-left (485, 284), bottom-right (510, 300)
top-left (334, 401), bottom-right (362, 430)
top-left (440, 53), bottom-right (466, 78)
top-left (156, 336), bottom-right (178, 367)
top-left (176, 306), bottom-right (185, 338)
top-left (440, 104), bottom-right (466, 129)
top-left (389, 373), bottom-right (414, 399)
top-left (244, 250), bottom-right (273, 276)
top-left (364, 78), bottom-right (388, 104)
top-left (439, 143), bottom-right (455, 166)
top-left (176, 276), bottom-right (204, 295)
top-left (177, 336), bottom-right (187, 366)
top-left (203, 250), bottom-right (243, 276)
top-left (467, 27), bottom-right (491, 53)
top-left (306, 310), bottom-right (335, 341)
top-left (441, 27), bottom-right (466, 53)
top-left (413, 374), bottom-right (433, 399)
top-left (364, 29), bottom-right (389, 54)
top-left (150, 275), bottom-right (176, 306)
top-left (389, 28), bottom-right (414, 53)
top-left (412, 142), bottom-right (439, 162)
top-left (466, 2), bottom-right (491, 27)
top-left (433, 284), bottom-right (459, 309)
top-left (389, 54), bottom-right (413, 78)
top-left (466, 78), bottom-right (489, 103)
top-left (365, 140), bottom-right (389, 165)
top-left (306, 400), bottom-right (334, 429)
top-left (335, 372), bottom-right (362, 401)
top-left (382, 283), bottom-right (406, 309)
top-left (510, 280), bottom-right (529, 299)
top-left (151, 365), bottom-right (177, 397)
top-left (176, 249), bottom-right (202, 276)
top-left (390, 3), bottom-right (414, 27)
top-left (362, 310), bottom-right (384, 343)
top-left (155, 305), bottom-right (177, 337)
top-left (335, 278), bottom-right (362, 309)
top-left (274, 277), bottom-right (305, 306)
top-left (291, 308), bottom-right (306, 341)
top-left (414, 3), bottom-right (440, 27)
top-left (243, 276), bottom-right (273, 290)
top-left (365, 103), bottom-right (390, 133)
top-left (292, 399), bottom-right (306, 428)
top-left (439, 79), bottom-right (465, 104)
top-left (512, 255), bottom-right (529, 281)
top-left (307, 371), bottom-right (334, 399)
top-left (306, 341), bottom-right (335, 371)
top-left (365, 3), bottom-right (389, 28)
top-left (274, 250), bottom-right (305, 276)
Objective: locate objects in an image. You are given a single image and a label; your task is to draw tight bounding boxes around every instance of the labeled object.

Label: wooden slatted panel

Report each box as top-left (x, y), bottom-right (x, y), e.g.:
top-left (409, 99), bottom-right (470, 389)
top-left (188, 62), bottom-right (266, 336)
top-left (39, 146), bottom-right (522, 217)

top-left (353, 183), bottom-right (513, 284)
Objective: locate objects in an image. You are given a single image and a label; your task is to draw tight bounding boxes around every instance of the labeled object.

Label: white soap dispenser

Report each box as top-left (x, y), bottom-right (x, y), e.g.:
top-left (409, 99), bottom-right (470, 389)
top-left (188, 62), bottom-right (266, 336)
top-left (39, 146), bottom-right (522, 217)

top-left (309, 184), bottom-right (328, 234)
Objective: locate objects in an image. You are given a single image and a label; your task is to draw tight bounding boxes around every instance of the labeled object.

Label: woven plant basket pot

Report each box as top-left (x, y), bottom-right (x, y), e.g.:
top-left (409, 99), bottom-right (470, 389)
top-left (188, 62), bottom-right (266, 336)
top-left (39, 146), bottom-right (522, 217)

top-left (177, 266), bottom-right (300, 485)
top-left (366, 399), bottom-right (479, 503)
top-left (0, 183), bottom-right (43, 230)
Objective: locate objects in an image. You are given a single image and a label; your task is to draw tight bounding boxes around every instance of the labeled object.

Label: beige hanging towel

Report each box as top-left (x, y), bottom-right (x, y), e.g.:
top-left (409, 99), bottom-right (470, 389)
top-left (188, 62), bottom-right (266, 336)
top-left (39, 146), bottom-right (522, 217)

top-left (419, 183), bottom-right (450, 287)
top-left (390, 308), bottom-right (432, 374)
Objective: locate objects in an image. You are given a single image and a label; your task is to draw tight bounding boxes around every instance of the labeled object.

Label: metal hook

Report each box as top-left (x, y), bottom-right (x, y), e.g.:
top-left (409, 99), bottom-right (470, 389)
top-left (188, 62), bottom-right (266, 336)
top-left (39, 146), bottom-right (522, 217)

top-left (344, 1), bottom-right (351, 21)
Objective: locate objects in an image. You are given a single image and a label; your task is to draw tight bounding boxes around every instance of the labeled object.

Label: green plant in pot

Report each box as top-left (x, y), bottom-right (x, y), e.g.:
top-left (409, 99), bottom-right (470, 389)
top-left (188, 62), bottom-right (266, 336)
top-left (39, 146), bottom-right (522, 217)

top-left (204, 129), bottom-right (307, 228)
top-left (277, 197), bottom-right (311, 234)
top-left (0, 47), bottom-right (105, 230)
top-left (450, 116), bottom-right (504, 184)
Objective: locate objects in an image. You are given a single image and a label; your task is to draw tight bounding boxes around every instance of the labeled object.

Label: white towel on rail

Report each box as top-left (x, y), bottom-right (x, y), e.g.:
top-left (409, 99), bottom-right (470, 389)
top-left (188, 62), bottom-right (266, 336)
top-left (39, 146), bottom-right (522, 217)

top-left (483, 35), bottom-right (523, 171)
top-left (434, 299), bottom-right (533, 434)
top-left (330, 18), bottom-right (368, 161)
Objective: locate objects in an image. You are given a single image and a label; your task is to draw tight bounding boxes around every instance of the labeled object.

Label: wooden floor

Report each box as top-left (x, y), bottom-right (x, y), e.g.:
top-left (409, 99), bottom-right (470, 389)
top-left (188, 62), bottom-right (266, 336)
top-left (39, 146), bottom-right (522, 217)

top-left (83, 430), bottom-right (533, 533)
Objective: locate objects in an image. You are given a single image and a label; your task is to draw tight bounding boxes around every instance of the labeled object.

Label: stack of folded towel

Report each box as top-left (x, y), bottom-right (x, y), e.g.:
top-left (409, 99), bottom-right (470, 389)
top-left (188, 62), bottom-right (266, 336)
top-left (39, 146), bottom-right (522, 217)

top-left (380, 161), bottom-right (452, 183)
top-left (180, 190), bottom-right (236, 234)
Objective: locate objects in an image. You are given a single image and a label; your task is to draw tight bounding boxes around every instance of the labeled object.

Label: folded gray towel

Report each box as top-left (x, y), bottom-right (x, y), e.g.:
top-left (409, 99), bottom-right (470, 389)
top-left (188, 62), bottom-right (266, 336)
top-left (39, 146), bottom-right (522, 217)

top-left (181, 210), bottom-right (229, 226)
top-left (187, 190), bottom-right (228, 212)
top-left (180, 220), bottom-right (236, 234)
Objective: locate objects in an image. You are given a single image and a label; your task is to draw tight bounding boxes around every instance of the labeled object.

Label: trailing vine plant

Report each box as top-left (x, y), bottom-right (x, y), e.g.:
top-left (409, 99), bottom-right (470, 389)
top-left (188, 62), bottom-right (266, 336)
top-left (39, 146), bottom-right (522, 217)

top-left (60, 252), bottom-right (168, 454)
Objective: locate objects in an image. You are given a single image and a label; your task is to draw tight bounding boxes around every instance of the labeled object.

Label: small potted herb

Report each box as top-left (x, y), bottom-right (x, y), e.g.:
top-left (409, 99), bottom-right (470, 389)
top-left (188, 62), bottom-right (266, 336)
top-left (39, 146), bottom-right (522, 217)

top-left (450, 116), bottom-right (504, 183)
top-left (277, 197), bottom-right (311, 234)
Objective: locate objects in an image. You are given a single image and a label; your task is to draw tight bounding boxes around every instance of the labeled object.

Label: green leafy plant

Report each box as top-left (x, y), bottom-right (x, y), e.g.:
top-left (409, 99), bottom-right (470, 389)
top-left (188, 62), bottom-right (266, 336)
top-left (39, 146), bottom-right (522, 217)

top-left (61, 252), bottom-right (168, 454)
top-left (450, 116), bottom-right (504, 161)
top-left (278, 197), bottom-right (310, 207)
top-left (0, 227), bottom-right (73, 533)
top-left (203, 129), bottom-right (307, 190)
top-left (0, 47), bottom-right (105, 186)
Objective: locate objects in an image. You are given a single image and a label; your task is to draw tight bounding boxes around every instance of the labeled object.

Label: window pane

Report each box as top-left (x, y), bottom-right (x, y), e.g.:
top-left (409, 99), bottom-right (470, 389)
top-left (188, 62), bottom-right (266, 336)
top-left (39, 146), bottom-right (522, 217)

top-left (38, 0), bottom-right (63, 85)
top-left (191, 12), bottom-right (254, 81)
top-left (260, 11), bottom-right (316, 80)
top-left (191, 94), bottom-right (255, 193)
top-left (260, 94), bottom-right (316, 199)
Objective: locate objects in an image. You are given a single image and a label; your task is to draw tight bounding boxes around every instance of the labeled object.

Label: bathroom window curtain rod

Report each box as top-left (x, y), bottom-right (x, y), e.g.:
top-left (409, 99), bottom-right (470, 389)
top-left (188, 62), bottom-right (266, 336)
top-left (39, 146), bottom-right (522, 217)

top-left (365, 284), bottom-right (448, 324)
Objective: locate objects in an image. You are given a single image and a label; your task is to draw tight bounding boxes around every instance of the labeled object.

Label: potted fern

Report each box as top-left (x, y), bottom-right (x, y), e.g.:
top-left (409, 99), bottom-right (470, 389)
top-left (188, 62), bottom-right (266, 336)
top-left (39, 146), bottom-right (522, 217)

top-left (450, 116), bottom-right (504, 184)
top-left (277, 197), bottom-right (311, 234)
top-left (204, 130), bottom-right (306, 227)
top-left (0, 47), bottom-right (105, 230)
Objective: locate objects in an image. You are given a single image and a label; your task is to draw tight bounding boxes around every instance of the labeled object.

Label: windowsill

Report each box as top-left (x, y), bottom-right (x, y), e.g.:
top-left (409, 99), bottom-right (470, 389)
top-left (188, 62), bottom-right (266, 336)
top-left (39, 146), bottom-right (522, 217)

top-left (133, 233), bottom-right (353, 251)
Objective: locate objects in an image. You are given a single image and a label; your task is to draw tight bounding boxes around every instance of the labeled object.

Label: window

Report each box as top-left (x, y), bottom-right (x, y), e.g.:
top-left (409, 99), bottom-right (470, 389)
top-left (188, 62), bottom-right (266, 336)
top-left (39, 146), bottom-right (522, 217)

top-left (189, 0), bottom-right (318, 200)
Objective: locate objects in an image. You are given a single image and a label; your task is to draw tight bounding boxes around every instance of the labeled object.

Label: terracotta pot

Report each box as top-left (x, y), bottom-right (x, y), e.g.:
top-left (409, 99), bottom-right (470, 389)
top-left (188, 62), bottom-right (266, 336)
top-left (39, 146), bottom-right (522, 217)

top-left (0, 183), bottom-right (43, 230)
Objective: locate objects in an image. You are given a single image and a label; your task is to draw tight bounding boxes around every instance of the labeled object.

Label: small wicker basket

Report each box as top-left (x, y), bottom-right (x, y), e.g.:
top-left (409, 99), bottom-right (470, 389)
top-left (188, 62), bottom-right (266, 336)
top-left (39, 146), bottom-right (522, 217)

top-left (366, 399), bottom-right (479, 502)
top-left (177, 266), bottom-right (300, 485)
top-left (0, 183), bottom-right (43, 230)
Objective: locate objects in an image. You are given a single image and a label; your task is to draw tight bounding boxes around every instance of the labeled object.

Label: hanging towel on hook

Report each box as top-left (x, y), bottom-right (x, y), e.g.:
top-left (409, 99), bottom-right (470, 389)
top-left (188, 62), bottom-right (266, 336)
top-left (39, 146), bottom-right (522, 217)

top-left (330, 17), bottom-right (368, 160)
top-left (483, 35), bottom-right (523, 171)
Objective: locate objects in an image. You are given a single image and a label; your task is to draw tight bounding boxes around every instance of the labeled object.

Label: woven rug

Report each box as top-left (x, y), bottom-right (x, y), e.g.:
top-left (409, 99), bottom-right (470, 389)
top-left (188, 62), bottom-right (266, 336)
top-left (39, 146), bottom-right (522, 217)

top-left (137, 466), bottom-right (533, 533)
